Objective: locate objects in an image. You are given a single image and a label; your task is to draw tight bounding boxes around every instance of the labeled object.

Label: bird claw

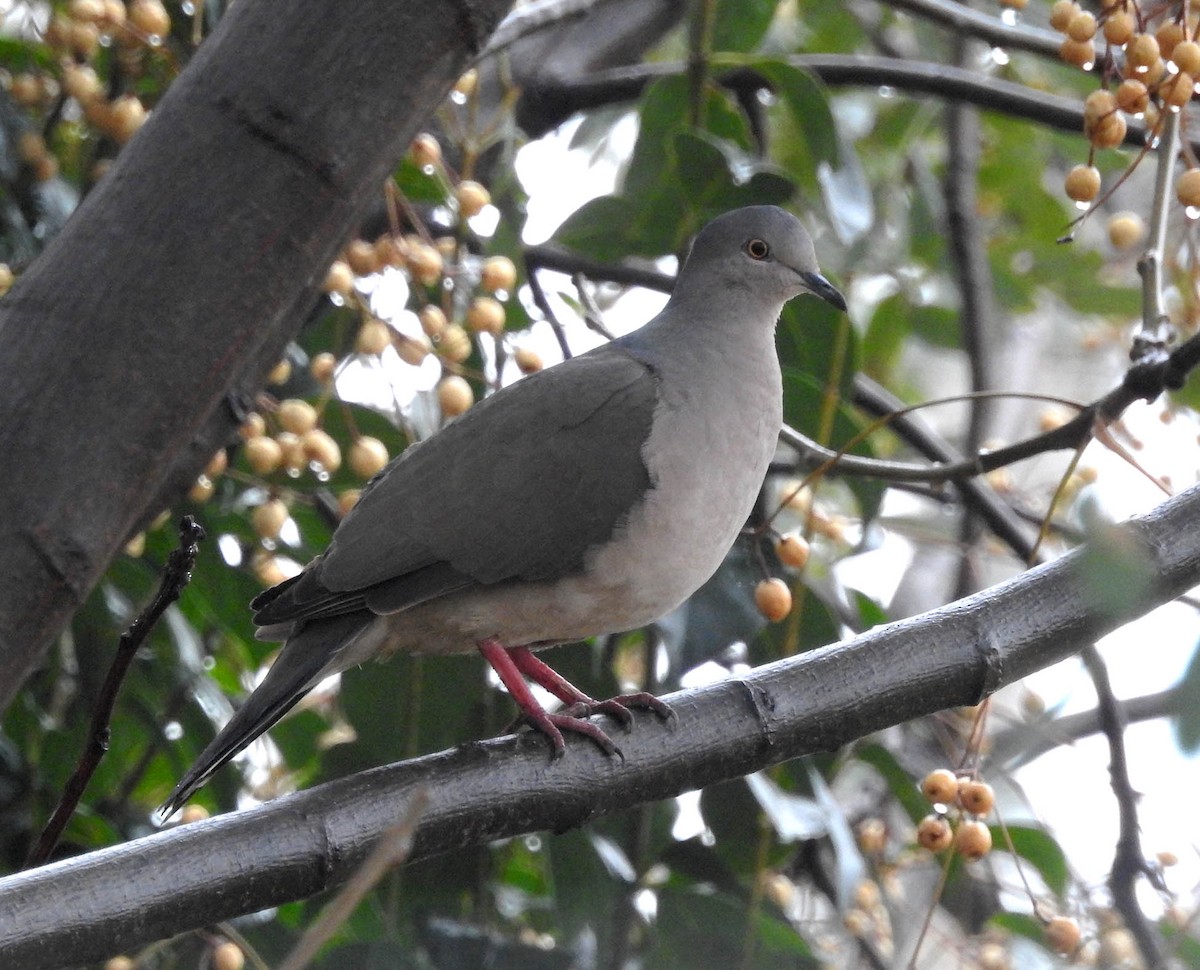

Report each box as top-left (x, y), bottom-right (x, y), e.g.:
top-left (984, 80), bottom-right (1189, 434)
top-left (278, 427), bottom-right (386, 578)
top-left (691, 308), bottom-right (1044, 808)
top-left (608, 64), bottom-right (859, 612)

top-left (511, 709), bottom-right (624, 760)
top-left (510, 692), bottom-right (676, 759)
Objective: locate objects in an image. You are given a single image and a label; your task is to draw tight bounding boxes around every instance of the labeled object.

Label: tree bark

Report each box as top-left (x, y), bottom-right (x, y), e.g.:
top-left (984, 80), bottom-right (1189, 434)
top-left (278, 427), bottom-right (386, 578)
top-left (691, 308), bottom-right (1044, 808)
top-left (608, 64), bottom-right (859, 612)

top-left (0, 0), bottom-right (512, 710)
top-left (2, 483), bottom-right (1199, 969)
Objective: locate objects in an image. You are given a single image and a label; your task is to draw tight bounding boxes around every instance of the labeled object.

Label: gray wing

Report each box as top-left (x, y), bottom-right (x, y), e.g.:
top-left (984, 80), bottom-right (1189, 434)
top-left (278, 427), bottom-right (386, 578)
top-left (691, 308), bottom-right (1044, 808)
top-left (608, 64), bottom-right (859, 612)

top-left (253, 346), bottom-right (658, 627)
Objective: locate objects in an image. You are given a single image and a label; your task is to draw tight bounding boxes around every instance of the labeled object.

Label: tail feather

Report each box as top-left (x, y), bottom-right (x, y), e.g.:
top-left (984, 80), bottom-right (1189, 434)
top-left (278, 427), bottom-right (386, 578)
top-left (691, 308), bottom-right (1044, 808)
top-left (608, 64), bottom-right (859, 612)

top-left (160, 611), bottom-right (374, 817)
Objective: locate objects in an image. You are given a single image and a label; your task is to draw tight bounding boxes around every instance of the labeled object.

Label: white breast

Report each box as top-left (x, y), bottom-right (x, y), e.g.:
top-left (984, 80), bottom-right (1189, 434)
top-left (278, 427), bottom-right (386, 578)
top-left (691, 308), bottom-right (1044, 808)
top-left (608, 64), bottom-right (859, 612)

top-left (370, 335), bottom-right (783, 657)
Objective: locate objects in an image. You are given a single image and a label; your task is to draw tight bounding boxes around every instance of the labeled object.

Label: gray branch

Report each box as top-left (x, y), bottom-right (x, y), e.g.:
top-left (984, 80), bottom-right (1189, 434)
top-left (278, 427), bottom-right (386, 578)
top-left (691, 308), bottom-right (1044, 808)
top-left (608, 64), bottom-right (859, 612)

top-left (3, 484), bottom-right (1200, 968)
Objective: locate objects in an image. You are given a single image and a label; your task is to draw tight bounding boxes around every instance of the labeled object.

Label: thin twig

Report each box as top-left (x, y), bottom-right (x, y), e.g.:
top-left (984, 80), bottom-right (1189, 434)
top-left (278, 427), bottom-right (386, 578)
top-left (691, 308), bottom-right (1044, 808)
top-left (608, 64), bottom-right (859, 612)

top-left (24, 516), bottom-right (206, 869)
top-left (1078, 647), bottom-right (1165, 967)
top-left (1136, 108), bottom-right (1181, 356)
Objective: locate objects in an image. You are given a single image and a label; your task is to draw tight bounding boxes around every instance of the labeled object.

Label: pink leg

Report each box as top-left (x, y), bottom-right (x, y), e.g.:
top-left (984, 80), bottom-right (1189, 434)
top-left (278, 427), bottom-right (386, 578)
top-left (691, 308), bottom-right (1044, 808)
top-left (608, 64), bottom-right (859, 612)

top-left (478, 638), bottom-right (622, 758)
top-left (507, 646), bottom-right (674, 727)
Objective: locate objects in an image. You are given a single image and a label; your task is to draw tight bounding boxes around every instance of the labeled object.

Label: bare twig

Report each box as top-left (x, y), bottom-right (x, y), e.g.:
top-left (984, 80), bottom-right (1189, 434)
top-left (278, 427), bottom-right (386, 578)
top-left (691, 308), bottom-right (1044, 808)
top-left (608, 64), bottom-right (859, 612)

top-left (1078, 647), bottom-right (1165, 967)
top-left (24, 517), bottom-right (206, 869)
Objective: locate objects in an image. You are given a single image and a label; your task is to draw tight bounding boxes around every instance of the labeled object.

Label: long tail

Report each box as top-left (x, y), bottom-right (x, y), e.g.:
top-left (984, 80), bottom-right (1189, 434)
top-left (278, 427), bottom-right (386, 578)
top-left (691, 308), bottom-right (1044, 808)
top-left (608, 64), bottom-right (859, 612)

top-left (159, 612), bottom-right (374, 817)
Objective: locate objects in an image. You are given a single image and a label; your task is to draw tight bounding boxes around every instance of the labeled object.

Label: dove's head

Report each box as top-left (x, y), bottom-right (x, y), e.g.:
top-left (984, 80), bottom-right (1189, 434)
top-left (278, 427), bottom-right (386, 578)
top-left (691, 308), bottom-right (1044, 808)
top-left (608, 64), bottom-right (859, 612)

top-left (679, 206), bottom-right (846, 313)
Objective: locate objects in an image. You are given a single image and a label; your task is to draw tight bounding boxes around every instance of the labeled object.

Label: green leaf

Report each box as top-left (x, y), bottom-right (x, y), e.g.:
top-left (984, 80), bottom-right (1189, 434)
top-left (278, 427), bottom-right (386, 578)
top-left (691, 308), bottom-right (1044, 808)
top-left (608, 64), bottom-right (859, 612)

top-left (712, 0), bottom-right (777, 51)
top-left (392, 156), bottom-right (446, 204)
top-left (996, 824), bottom-right (1069, 897)
top-left (753, 60), bottom-right (841, 170)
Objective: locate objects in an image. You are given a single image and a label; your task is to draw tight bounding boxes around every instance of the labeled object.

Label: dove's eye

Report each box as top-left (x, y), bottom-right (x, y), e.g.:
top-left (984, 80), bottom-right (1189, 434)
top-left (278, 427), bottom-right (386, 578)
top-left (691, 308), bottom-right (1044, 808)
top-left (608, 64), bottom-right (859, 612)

top-left (745, 239), bottom-right (770, 260)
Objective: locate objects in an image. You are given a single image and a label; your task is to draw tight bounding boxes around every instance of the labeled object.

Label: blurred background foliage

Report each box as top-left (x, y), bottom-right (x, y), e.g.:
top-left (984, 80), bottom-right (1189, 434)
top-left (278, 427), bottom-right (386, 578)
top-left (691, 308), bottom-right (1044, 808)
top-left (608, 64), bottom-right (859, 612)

top-left (2, 0), bottom-right (1199, 967)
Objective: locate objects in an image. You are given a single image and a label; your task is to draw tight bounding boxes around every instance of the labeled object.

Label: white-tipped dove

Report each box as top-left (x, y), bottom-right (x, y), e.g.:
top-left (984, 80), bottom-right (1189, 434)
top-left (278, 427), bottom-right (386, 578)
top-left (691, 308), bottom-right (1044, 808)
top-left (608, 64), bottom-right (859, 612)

top-left (162, 205), bottom-right (845, 815)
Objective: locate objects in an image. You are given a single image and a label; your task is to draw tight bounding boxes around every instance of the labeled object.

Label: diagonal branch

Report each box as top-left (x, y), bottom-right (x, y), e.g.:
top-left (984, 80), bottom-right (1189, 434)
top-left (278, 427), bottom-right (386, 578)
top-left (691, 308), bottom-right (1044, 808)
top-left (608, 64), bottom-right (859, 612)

top-left (4, 483), bottom-right (1200, 969)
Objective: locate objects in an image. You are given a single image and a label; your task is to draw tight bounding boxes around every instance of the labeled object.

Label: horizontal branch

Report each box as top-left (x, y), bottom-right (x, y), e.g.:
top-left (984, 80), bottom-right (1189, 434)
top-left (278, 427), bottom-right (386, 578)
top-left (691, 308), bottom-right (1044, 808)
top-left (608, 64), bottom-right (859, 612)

top-left (4, 484), bottom-right (1200, 968)
top-left (531, 54), bottom-right (1190, 154)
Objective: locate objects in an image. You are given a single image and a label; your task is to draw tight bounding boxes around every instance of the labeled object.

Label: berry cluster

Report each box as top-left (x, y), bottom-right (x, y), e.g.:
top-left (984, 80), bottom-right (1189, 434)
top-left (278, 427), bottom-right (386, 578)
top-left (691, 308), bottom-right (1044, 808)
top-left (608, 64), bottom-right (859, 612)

top-left (1049, 0), bottom-right (1200, 210)
top-left (915, 767), bottom-right (995, 861)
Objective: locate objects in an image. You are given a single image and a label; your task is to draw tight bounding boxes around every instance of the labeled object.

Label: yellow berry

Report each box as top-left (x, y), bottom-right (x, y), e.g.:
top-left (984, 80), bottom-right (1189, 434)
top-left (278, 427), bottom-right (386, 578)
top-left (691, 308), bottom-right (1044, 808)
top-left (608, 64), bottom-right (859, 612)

top-left (1103, 10), bottom-right (1134, 45)
top-left (410, 133), bottom-right (441, 168)
top-left (1060, 37), bottom-right (1095, 67)
top-left (70, 0), bottom-right (106, 22)
top-left (252, 552), bottom-right (288, 587)
top-left (276, 398), bottom-right (317, 434)
top-left (514, 346), bottom-right (543, 374)
top-left (128, 0), bottom-right (170, 37)
top-left (240, 412), bottom-right (267, 440)
top-left (1065, 164), bottom-right (1101, 202)
top-left (437, 323), bottom-right (473, 363)
top-left (275, 431), bottom-right (307, 473)
top-left (395, 333), bottom-right (431, 365)
top-left (204, 449), bottom-right (229, 480)
top-left (480, 255), bottom-right (518, 293)
top-left (267, 359), bottom-right (292, 385)
top-left (1125, 33), bottom-right (1161, 72)
top-left (356, 318), bottom-right (392, 355)
top-left (453, 69), bottom-right (478, 97)
top-left (958, 779), bottom-right (995, 816)
top-left (1089, 111), bottom-right (1126, 149)
top-left (437, 375), bottom-right (474, 417)
top-left (301, 428), bottom-right (341, 472)
top-left (418, 304), bottom-right (448, 336)
top-left (104, 957), bottom-right (136, 970)
top-left (179, 804), bottom-right (209, 824)
top-left (9, 72), bottom-right (43, 107)
top-left (754, 578), bottom-right (792, 622)
top-left (337, 489), bottom-right (361, 516)
top-left (1157, 21), bottom-right (1186, 59)
top-left (776, 533), bottom-right (811, 569)
top-left (374, 234), bottom-right (407, 268)
top-left (921, 768), bottom-right (959, 805)
top-left (1177, 168), bottom-right (1200, 207)
top-left (1162, 70), bottom-right (1196, 110)
top-left (0, 263), bottom-right (14, 295)
top-left (1107, 212), bottom-right (1144, 249)
top-left (916, 815), bottom-right (953, 853)
top-left (124, 532), bottom-right (146, 557)
top-left (1173, 40), bottom-right (1200, 75)
top-left (62, 64), bottom-right (102, 102)
top-left (466, 296), bottom-right (506, 336)
top-left (310, 352), bottom-right (336, 383)
top-left (345, 239), bottom-right (380, 276)
top-left (252, 499), bottom-right (289, 540)
top-left (107, 95), bottom-right (146, 143)
top-left (955, 819), bottom-right (992, 861)
top-left (212, 940), bottom-right (245, 970)
top-left (1116, 78), bottom-right (1149, 113)
top-left (456, 180), bottom-right (491, 218)
top-left (101, 0), bottom-right (125, 27)
top-left (1067, 10), bottom-right (1096, 42)
top-left (189, 476), bottom-right (215, 503)
top-left (324, 260), bottom-right (355, 297)
top-left (1044, 916), bottom-right (1082, 955)
top-left (856, 818), bottom-right (887, 855)
top-left (244, 435), bottom-right (283, 475)
top-left (406, 243), bottom-right (443, 286)
top-left (1083, 89), bottom-right (1116, 125)
top-left (1050, 0), bottom-right (1079, 32)
top-left (349, 436), bottom-right (389, 479)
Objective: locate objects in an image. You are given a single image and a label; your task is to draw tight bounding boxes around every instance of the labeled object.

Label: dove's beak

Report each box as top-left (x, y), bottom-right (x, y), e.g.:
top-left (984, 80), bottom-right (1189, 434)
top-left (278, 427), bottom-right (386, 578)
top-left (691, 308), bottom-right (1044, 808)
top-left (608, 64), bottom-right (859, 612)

top-left (801, 271), bottom-right (847, 312)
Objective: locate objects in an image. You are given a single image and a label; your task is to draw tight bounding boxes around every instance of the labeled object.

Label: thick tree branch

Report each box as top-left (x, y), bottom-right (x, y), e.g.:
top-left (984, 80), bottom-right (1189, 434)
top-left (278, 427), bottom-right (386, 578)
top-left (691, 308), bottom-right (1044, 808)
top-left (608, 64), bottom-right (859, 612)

top-left (0, 0), bottom-right (513, 712)
top-left (3, 483), bottom-right (1200, 968)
